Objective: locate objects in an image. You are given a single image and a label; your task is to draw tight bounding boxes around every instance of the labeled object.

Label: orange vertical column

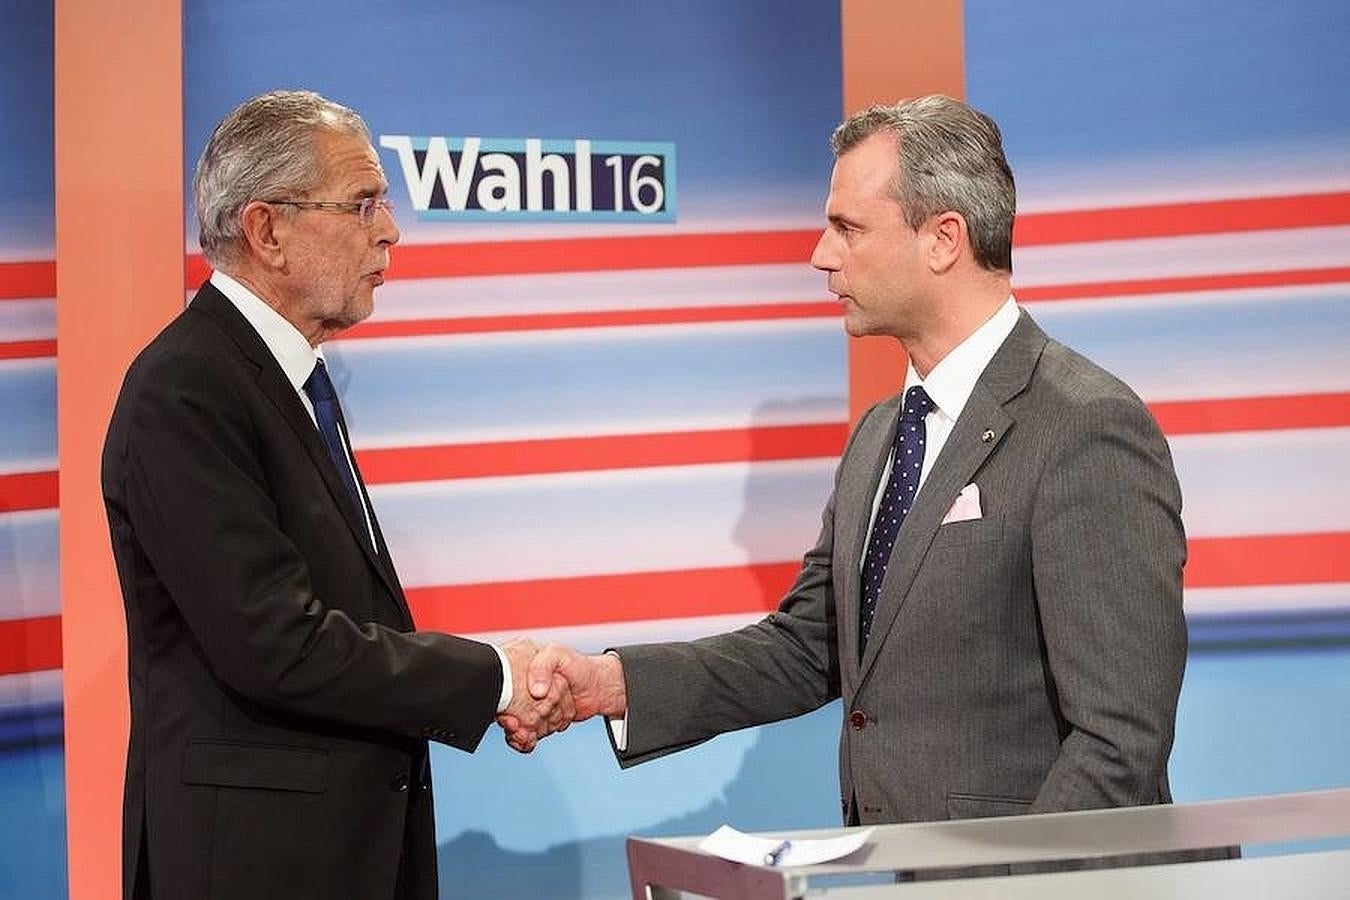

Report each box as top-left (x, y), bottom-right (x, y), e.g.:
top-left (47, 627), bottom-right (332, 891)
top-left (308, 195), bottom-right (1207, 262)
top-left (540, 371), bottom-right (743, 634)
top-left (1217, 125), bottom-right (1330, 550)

top-left (54, 2), bottom-right (183, 897)
top-left (839, 0), bottom-right (966, 423)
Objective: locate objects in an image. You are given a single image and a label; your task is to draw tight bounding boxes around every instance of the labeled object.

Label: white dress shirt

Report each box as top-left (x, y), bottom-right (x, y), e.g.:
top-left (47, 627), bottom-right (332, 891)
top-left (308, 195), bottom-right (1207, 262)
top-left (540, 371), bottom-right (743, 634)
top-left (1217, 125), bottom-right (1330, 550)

top-left (862, 296), bottom-right (1021, 552)
top-left (210, 271), bottom-right (514, 713)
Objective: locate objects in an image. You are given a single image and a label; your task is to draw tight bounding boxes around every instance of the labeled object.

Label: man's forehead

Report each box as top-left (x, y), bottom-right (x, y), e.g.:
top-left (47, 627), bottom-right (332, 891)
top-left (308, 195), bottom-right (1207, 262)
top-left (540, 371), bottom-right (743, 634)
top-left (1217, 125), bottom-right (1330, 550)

top-left (315, 131), bottom-right (386, 187)
top-left (828, 139), bottom-right (899, 207)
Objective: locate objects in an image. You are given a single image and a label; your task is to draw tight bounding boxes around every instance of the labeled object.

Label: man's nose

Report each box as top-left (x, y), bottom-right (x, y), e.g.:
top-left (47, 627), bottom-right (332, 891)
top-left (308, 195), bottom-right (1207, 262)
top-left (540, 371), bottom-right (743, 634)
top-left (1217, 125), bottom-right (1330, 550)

top-left (810, 229), bottom-right (838, 271)
top-left (374, 203), bottom-right (400, 246)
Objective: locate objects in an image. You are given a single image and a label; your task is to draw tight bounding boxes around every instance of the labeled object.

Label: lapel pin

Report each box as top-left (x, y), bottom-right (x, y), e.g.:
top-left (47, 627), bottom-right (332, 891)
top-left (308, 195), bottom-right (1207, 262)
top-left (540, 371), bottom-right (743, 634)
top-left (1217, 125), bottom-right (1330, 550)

top-left (981, 429), bottom-right (995, 443)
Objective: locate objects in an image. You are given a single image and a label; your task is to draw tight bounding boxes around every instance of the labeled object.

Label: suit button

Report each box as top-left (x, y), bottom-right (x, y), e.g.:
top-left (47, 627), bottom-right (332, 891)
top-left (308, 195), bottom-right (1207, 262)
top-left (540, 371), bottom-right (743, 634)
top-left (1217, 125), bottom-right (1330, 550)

top-left (390, 773), bottom-right (410, 792)
top-left (849, 710), bottom-right (868, 730)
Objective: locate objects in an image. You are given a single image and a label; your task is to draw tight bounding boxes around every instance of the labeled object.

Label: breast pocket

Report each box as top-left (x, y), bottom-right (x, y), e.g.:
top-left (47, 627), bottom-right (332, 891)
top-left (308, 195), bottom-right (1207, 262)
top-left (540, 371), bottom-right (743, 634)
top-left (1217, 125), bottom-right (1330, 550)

top-left (929, 514), bottom-right (1004, 553)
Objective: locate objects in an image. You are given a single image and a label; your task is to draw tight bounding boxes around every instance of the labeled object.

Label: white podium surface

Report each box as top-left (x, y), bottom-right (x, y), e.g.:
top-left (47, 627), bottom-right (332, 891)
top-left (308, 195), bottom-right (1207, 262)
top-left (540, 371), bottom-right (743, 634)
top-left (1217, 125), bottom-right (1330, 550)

top-left (837, 849), bottom-right (1350, 899)
top-left (626, 788), bottom-right (1350, 899)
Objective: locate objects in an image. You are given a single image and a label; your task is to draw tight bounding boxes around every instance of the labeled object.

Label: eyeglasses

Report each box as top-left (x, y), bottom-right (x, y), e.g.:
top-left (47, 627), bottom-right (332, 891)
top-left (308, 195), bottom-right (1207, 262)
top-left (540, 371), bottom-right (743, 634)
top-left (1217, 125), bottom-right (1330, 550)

top-left (264, 197), bottom-right (394, 226)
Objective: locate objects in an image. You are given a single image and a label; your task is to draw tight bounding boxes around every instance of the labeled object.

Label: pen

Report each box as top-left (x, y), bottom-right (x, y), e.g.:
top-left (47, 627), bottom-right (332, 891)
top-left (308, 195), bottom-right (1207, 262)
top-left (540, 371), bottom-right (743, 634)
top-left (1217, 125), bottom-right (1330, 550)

top-left (763, 839), bottom-right (792, 866)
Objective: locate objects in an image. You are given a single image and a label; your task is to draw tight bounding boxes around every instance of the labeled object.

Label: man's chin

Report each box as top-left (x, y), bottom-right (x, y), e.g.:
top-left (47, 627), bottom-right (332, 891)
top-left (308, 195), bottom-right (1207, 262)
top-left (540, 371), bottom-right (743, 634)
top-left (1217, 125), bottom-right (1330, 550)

top-left (842, 316), bottom-right (870, 339)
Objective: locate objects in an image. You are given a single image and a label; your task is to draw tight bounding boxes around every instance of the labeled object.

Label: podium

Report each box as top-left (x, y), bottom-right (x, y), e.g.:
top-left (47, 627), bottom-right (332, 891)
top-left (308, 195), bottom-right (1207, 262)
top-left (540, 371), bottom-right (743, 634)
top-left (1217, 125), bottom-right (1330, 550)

top-left (626, 788), bottom-right (1350, 899)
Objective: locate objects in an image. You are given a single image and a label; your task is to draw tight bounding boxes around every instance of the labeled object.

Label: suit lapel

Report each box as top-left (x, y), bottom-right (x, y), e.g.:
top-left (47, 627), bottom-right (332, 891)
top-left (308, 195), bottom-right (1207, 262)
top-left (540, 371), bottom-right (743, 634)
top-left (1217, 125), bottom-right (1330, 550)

top-left (834, 398), bottom-right (902, 682)
top-left (856, 312), bottom-right (1047, 687)
top-left (189, 284), bottom-right (409, 616)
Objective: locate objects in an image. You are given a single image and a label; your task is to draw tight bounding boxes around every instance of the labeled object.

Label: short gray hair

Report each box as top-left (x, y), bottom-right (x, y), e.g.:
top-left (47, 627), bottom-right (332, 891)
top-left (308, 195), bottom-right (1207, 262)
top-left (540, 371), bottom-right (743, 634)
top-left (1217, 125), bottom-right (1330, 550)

top-left (193, 90), bottom-right (369, 266)
top-left (831, 95), bottom-right (1015, 272)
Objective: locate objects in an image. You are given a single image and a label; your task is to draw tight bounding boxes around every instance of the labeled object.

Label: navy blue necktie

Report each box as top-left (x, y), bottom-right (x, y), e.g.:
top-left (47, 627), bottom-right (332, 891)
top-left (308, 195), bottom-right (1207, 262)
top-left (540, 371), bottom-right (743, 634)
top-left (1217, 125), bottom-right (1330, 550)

top-left (303, 359), bottom-right (364, 515)
top-left (859, 385), bottom-right (935, 654)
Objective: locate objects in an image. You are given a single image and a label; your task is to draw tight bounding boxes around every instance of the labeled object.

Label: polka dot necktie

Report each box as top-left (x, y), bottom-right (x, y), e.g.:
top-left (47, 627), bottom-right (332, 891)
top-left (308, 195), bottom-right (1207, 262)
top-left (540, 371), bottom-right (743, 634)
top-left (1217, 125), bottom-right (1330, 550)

top-left (859, 385), bottom-right (934, 655)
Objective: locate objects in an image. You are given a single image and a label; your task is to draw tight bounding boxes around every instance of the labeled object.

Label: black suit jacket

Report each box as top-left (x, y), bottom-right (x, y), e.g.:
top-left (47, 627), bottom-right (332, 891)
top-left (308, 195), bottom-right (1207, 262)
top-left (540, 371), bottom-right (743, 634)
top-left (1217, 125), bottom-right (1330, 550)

top-left (102, 282), bottom-right (501, 900)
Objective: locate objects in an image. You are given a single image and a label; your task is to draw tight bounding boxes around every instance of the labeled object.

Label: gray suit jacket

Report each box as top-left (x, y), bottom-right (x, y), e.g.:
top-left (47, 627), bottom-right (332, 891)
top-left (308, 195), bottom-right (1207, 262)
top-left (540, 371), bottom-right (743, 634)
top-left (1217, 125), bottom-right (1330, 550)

top-left (613, 310), bottom-right (1188, 826)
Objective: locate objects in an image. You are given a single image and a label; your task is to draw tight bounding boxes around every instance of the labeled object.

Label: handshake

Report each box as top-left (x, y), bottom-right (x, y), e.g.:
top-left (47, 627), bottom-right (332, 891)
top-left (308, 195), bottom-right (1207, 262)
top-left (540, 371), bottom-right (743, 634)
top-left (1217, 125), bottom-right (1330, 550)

top-left (495, 639), bottom-right (629, 753)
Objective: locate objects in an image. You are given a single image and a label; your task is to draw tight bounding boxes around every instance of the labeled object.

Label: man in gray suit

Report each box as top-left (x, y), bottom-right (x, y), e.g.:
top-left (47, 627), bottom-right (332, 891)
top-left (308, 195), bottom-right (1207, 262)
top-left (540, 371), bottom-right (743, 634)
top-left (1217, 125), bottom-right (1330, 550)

top-left (507, 95), bottom-right (1188, 827)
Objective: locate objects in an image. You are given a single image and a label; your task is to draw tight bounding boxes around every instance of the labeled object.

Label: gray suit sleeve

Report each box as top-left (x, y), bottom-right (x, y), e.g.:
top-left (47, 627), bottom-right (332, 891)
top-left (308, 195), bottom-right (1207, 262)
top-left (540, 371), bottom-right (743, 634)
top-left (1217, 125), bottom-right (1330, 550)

top-left (1028, 391), bottom-right (1188, 811)
top-left (607, 404), bottom-right (890, 767)
top-left (612, 502), bottom-right (841, 766)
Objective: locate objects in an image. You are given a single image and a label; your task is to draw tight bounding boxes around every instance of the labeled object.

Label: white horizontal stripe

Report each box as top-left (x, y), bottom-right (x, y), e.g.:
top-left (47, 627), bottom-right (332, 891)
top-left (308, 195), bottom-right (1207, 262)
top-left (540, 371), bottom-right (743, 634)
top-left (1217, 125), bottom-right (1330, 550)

top-left (1014, 226), bottom-right (1350, 287)
top-left (471, 586), bottom-right (1350, 648)
top-left (1017, 148), bottom-right (1350, 211)
top-left (333, 317), bottom-right (847, 448)
top-left (1031, 285), bottom-right (1350, 402)
top-left (367, 263), bottom-right (830, 322)
top-left (0, 670), bottom-right (62, 712)
top-left (1172, 427), bottom-right (1350, 538)
top-left (373, 458), bottom-right (834, 588)
top-left (467, 612), bottom-right (768, 653)
top-left (345, 313), bottom-right (837, 351)
top-left (1184, 583), bottom-right (1350, 617)
top-left (0, 510), bottom-right (59, 621)
top-left (0, 457), bottom-right (56, 477)
top-left (0, 298), bottom-right (55, 342)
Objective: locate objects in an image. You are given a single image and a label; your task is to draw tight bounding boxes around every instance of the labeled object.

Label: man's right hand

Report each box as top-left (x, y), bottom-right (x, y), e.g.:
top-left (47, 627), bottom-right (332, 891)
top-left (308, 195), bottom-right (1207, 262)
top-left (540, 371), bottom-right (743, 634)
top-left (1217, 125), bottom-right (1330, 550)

top-left (498, 638), bottom-right (574, 753)
top-left (526, 645), bottom-right (628, 722)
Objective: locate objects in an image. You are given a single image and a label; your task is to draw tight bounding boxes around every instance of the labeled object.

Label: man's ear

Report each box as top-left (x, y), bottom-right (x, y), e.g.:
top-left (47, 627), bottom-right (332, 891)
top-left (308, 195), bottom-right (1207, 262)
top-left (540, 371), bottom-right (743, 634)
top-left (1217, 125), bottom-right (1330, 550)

top-left (926, 211), bottom-right (966, 275)
top-left (239, 200), bottom-right (286, 268)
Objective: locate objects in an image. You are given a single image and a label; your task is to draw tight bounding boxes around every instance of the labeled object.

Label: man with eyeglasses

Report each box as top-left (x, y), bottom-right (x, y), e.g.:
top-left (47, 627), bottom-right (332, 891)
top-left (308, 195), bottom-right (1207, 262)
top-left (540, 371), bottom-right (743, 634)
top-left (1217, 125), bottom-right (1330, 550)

top-left (102, 90), bottom-right (569, 900)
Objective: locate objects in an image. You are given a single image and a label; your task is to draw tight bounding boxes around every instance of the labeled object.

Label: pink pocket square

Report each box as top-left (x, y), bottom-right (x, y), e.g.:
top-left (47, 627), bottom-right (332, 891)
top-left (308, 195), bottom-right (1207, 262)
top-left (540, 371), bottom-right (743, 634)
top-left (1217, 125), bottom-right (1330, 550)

top-left (941, 483), bottom-right (982, 524)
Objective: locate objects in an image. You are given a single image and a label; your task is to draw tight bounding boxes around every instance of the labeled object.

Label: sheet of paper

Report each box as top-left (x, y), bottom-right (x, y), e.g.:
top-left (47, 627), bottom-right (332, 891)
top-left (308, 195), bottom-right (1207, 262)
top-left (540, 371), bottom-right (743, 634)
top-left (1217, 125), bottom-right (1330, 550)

top-left (697, 824), bottom-right (875, 867)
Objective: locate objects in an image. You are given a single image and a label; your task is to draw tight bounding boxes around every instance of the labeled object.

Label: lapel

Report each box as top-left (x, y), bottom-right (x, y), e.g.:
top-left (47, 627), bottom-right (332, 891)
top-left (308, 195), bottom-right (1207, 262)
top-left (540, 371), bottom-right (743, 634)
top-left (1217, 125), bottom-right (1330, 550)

top-left (189, 283), bottom-right (409, 617)
top-left (834, 394), bottom-right (903, 687)
top-left (855, 311), bottom-right (1048, 688)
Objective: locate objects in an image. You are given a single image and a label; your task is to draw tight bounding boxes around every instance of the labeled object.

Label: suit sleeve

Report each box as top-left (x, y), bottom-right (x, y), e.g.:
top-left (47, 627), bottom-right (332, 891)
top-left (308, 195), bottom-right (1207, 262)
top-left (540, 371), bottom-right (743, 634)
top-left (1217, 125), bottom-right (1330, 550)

top-left (1028, 392), bottom-right (1187, 811)
top-left (609, 407), bottom-right (887, 766)
top-left (114, 352), bottom-right (502, 751)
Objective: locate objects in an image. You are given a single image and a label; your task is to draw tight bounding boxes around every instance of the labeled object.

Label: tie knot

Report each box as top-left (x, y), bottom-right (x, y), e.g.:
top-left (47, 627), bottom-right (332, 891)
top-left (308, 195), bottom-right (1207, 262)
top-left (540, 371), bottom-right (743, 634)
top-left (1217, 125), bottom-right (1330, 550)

top-left (901, 385), bottom-right (934, 422)
top-left (304, 358), bottom-right (336, 404)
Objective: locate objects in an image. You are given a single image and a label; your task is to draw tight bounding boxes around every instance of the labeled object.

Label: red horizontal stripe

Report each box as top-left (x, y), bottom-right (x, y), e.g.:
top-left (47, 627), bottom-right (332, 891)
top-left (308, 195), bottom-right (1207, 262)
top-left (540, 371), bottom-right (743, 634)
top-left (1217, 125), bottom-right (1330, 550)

top-left (2, 533), bottom-right (1346, 674)
top-left (0, 340), bottom-right (57, 360)
top-left (0, 615), bottom-right (62, 675)
top-left (6, 391), bottom-right (1344, 518)
top-left (1151, 392), bottom-right (1350, 435)
top-left (92, 191), bottom-right (1350, 295)
top-left (342, 301), bottom-right (840, 340)
top-left (0, 471), bottom-right (59, 512)
top-left (1017, 266), bottom-right (1350, 303)
top-left (0, 261), bottom-right (55, 300)
top-left (407, 531), bottom-right (1350, 632)
top-left (406, 562), bottom-right (799, 632)
top-left (358, 423), bottom-right (849, 484)
top-left (1186, 532), bottom-right (1350, 588)
top-left (1016, 192), bottom-right (1350, 246)
top-left (15, 257), bottom-right (1350, 359)
top-left (186, 229), bottom-right (822, 286)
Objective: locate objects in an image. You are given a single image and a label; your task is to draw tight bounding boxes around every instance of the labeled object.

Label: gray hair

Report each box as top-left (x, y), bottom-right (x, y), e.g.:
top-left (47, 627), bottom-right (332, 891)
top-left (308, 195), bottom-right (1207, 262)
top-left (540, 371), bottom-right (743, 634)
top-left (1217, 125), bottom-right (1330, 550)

top-left (831, 95), bottom-right (1015, 272)
top-left (193, 90), bottom-right (369, 266)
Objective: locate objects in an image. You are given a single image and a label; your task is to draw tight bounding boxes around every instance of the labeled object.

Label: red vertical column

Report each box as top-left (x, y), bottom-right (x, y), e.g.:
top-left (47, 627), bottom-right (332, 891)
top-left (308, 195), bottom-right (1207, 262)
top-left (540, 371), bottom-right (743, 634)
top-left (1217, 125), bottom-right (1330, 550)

top-left (840, 0), bottom-right (967, 423)
top-left (55, 2), bottom-right (183, 896)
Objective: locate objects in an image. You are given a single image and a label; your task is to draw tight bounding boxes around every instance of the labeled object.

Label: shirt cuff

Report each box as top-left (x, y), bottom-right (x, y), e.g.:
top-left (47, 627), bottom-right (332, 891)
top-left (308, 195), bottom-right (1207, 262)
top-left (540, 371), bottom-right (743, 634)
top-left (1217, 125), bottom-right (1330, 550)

top-left (604, 650), bottom-right (628, 751)
top-left (493, 644), bottom-right (513, 714)
top-left (606, 713), bottom-right (629, 752)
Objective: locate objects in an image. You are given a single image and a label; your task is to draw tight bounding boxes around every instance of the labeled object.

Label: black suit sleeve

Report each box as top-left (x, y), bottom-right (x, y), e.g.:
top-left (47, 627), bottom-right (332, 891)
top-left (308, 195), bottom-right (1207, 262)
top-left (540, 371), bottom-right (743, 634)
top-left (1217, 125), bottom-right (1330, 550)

top-left (114, 349), bottom-right (502, 751)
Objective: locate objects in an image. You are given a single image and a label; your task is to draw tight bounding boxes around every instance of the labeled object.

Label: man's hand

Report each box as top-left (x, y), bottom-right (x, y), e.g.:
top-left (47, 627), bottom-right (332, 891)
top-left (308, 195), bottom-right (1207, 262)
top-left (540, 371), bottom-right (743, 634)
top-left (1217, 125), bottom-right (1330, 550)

top-left (498, 638), bottom-right (574, 753)
top-left (526, 645), bottom-right (628, 722)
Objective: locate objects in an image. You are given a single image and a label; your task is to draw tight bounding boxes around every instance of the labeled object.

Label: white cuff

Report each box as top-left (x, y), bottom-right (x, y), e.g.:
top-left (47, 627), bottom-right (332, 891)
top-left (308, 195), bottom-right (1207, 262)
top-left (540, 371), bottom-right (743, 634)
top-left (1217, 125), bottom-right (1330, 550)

top-left (606, 711), bottom-right (629, 752)
top-left (604, 650), bottom-right (628, 750)
top-left (493, 644), bottom-right (513, 713)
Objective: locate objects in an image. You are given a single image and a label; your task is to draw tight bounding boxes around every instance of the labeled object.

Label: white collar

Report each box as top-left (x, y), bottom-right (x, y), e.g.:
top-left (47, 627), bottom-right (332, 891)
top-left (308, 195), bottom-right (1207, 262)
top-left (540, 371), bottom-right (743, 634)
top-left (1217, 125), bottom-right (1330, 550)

top-left (904, 296), bottom-right (1020, 421)
top-left (210, 270), bottom-right (322, 390)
